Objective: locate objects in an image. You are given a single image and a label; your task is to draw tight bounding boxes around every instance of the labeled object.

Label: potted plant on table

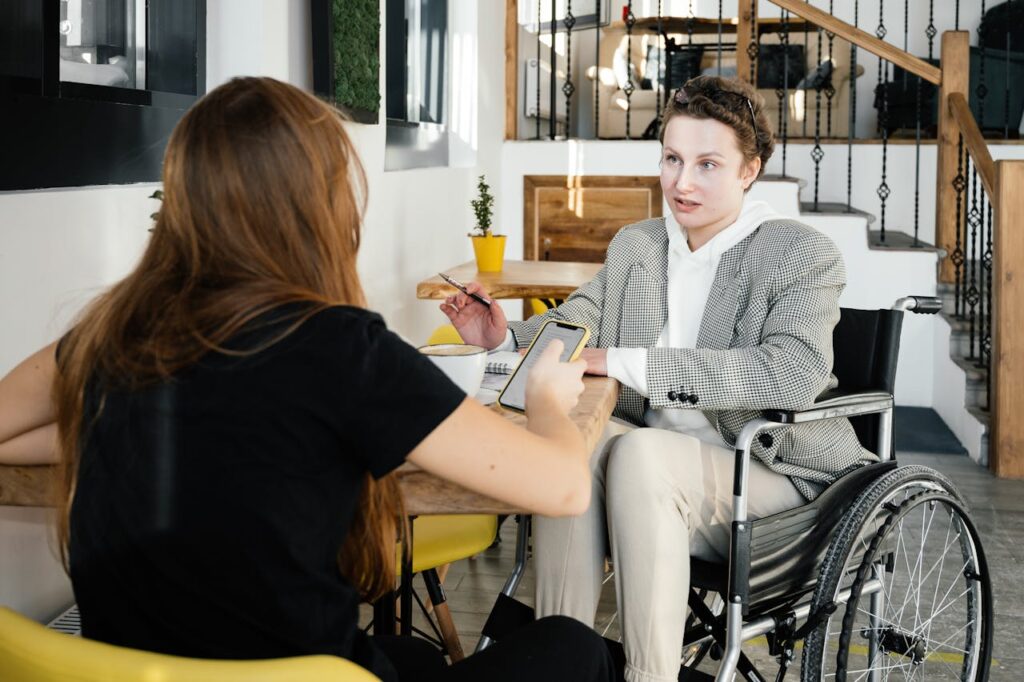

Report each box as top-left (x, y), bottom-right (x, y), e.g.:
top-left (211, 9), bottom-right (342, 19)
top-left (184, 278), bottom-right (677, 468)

top-left (469, 174), bottom-right (505, 272)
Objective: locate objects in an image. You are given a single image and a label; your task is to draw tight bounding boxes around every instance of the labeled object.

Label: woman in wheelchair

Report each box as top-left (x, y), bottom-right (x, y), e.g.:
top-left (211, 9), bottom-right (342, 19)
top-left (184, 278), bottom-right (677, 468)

top-left (444, 76), bottom-right (991, 681)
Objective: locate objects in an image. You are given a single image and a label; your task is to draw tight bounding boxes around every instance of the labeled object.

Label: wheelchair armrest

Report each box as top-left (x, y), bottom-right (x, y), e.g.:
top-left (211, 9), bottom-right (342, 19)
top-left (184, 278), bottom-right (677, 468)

top-left (762, 389), bottom-right (893, 424)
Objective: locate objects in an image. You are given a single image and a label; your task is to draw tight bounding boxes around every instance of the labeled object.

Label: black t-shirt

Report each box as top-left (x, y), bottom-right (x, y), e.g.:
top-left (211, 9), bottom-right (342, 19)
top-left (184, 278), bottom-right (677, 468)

top-left (67, 305), bottom-right (465, 680)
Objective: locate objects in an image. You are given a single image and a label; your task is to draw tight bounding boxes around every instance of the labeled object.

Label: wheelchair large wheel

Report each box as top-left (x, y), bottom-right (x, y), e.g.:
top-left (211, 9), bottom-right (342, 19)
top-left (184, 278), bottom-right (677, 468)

top-left (802, 466), bottom-right (993, 680)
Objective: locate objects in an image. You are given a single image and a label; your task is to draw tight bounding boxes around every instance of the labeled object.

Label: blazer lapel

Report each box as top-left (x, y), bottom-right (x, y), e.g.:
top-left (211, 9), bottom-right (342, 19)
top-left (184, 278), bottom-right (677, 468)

top-left (619, 225), bottom-right (668, 348)
top-left (695, 231), bottom-right (756, 350)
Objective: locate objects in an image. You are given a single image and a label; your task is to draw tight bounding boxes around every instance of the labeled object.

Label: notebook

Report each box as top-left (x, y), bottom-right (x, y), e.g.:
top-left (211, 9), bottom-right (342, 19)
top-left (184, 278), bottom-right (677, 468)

top-left (485, 350), bottom-right (522, 375)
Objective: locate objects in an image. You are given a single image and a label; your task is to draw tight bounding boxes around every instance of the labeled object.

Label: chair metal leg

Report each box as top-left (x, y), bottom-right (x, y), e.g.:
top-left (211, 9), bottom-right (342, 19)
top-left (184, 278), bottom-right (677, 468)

top-left (372, 590), bottom-right (397, 635)
top-left (475, 514), bottom-right (531, 653)
top-left (423, 568), bottom-right (465, 662)
top-left (399, 517), bottom-right (415, 636)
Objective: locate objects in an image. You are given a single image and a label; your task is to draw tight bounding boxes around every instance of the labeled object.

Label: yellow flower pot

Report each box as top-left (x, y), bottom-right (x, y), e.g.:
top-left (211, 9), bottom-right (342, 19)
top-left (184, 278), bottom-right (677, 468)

top-left (471, 233), bottom-right (506, 272)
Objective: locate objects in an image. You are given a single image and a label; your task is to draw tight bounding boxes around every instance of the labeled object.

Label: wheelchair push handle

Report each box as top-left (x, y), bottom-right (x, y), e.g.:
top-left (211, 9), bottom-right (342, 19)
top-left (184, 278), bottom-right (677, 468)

top-left (892, 296), bottom-right (942, 314)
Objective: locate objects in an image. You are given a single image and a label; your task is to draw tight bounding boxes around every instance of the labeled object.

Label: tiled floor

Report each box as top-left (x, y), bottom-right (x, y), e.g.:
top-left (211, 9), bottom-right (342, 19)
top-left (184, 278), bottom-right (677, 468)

top-left (375, 451), bottom-right (1023, 680)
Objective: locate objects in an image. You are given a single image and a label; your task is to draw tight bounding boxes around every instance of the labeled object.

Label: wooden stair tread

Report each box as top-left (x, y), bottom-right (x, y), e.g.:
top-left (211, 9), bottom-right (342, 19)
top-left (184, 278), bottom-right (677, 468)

top-left (867, 229), bottom-right (942, 252)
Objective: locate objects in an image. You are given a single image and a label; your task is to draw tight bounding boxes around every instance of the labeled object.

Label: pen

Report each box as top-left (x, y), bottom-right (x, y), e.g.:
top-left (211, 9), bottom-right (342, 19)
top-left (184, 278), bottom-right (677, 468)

top-left (439, 272), bottom-right (492, 307)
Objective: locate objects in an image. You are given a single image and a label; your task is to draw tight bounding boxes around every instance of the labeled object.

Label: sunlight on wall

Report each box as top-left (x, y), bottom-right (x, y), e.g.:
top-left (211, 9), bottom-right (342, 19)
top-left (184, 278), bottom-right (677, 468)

top-left (450, 3), bottom-right (479, 167)
top-left (565, 138), bottom-right (587, 217)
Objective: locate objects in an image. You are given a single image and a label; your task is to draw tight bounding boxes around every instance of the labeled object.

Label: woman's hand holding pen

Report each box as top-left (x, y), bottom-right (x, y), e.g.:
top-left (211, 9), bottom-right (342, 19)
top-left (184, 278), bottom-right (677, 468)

top-left (440, 281), bottom-right (508, 349)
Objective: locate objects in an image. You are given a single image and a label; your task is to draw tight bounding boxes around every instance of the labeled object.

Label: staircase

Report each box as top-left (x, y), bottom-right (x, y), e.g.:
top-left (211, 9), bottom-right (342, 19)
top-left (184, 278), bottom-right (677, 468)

top-left (934, 282), bottom-right (990, 465)
top-left (751, 175), bottom-right (985, 462)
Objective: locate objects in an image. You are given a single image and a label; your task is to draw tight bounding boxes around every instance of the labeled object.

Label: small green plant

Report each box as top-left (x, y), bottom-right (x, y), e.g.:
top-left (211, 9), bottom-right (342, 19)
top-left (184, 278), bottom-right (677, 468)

top-left (469, 175), bottom-right (496, 237)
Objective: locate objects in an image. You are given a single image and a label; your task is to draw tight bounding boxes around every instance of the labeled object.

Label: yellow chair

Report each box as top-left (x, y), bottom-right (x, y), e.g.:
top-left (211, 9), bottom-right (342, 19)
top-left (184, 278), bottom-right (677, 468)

top-left (529, 298), bottom-right (560, 316)
top-left (395, 514), bottom-right (499, 662)
top-left (425, 324), bottom-right (463, 345)
top-left (0, 606), bottom-right (379, 682)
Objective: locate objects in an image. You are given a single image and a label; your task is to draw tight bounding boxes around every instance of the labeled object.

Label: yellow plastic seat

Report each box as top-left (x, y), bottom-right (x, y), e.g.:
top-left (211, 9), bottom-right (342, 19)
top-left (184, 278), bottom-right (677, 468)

top-left (426, 324), bottom-right (463, 345)
top-left (401, 514), bottom-right (499, 575)
top-left (0, 607), bottom-right (379, 682)
top-left (529, 298), bottom-right (560, 316)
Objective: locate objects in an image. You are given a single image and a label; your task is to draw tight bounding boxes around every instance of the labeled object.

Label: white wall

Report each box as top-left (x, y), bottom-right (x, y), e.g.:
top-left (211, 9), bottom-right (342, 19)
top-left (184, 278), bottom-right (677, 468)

top-left (0, 184), bottom-right (160, 623)
top-left (0, 0), bottom-right (506, 621)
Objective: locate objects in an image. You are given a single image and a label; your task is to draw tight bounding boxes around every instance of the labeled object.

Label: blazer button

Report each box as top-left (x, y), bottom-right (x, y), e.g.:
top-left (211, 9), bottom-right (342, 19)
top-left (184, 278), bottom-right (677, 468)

top-left (688, 394), bottom-right (699, 404)
top-left (758, 433), bottom-right (774, 448)
top-left (667, 391), bottom-right (678, 401)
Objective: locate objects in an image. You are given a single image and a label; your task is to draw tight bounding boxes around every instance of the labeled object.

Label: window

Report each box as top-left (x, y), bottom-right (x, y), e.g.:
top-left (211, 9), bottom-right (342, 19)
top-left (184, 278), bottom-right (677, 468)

top-left (384, 0), bottom-right (449, 170)
top-left (0, 0), bottom-right (205, 190)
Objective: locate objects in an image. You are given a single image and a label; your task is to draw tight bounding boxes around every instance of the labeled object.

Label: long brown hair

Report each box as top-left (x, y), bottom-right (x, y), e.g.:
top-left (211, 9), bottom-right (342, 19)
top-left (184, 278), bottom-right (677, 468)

top-left (52, 77), bottom-right (405, 601)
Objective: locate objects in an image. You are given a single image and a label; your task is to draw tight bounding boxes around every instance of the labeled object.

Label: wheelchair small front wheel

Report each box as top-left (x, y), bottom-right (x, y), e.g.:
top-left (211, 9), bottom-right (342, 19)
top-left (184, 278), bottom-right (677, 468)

top-left (803, 487), bottom-right (992, 680)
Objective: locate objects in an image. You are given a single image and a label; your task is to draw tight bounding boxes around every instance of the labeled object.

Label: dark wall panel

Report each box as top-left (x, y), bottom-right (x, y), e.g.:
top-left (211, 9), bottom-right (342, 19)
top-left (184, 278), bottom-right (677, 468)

top-left (0, 93), bottom-right (185, 190)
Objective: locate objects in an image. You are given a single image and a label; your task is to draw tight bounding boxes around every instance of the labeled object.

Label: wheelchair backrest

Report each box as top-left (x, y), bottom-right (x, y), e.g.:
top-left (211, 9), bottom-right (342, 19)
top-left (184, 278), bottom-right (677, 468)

top-left (832, 307), bottom-right (904, 455)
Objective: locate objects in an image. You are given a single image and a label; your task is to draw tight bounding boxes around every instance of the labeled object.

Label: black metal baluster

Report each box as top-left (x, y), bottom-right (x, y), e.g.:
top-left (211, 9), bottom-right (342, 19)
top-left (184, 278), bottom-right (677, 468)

top-left (536, 0), bottom-right (541, 139)
top-left (847, 0), bottom-right (859, 212)
top-left (781, 10), bottom-right (790, 177)
top-left (656, 0), bottom-right (663, 130)
top-left (549, 0), bottom-right (557, 139)
top-left (966, 164), bottom-right (981, 359)
top-left (876, 2), bottom-right (890, 242)
top-left (983, 197), bottom-right (993, 402)
top-left (593, 0), bottom-right (600, 138)
top-left (926, 0), bottom-right (936, 63)
top-left (902, 0), bottom-right (909, 88)
top-left (624, 1), bottom-right (635, 140)
top-left (563, 1), bottom-right (575, 138)
top-left (977, 1), bottom-right (988, 135)
top-left (811, 20), bottom-right (824, 209)
top-left (686, 1), bottom-right (695, 82)
top-left (955, 0), bottom-right (961, 31)
top-left (824, 0), bottom-right (835, 137)
top-left (1006, 0), bottom-right (1013, 139)
top-left (977, 186), bottom-right (985, 366)
top-left (747, 0), bottom-right (759, 84)
top-left (952, 135), bottom-right (966, 317)
top-left (717, 0), bottom-right (723, 77)
top-left (917, 0), bottom-right (937, 246)
top-left (802, 3), bottom-right (810, 138)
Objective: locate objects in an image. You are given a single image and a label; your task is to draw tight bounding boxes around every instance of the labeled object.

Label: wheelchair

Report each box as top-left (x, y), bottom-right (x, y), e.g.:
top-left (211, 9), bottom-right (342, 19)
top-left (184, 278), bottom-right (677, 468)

top-left (479, 296), bottom-right (993, 681)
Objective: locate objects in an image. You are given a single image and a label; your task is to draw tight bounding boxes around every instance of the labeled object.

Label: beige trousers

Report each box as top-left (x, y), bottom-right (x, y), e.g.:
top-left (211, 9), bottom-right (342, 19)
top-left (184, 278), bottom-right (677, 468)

top-left (533, 420), bottom-right (805, 682)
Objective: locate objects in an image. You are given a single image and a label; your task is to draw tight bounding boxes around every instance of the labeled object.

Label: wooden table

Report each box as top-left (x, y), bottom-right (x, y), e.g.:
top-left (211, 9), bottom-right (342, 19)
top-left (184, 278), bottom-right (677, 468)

top-left (416, 260), bottom-right (601, 302)
top-left (0, 377), bottom-right (620, 514)
top-left (398, 376), bottom-right (618, 515)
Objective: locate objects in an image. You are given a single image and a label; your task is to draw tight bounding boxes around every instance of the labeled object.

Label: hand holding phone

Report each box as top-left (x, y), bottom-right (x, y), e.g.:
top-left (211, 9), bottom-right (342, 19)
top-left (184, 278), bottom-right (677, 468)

top-left (526, 340), bottom-right (587, 415)
top-left (497, 320), bottom-right (590, 413)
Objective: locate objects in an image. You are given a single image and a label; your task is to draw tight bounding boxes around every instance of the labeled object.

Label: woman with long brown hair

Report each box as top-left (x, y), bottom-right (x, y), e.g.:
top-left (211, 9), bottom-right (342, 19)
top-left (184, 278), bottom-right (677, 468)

top-left (0, 77), bottom-right (614, 682)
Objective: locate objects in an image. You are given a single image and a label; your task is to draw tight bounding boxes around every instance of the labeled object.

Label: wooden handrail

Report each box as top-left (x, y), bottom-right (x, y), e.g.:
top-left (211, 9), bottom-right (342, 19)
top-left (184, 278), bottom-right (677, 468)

top-left (949, 93), bottom-right (997, 198)
top-left (769, 0), bottom-right (942, 85)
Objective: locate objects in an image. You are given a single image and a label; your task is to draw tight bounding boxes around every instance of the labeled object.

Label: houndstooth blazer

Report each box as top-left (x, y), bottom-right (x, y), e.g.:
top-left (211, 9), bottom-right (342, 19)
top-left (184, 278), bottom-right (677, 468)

top-left (508, 217), bottom-right (876, 500)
